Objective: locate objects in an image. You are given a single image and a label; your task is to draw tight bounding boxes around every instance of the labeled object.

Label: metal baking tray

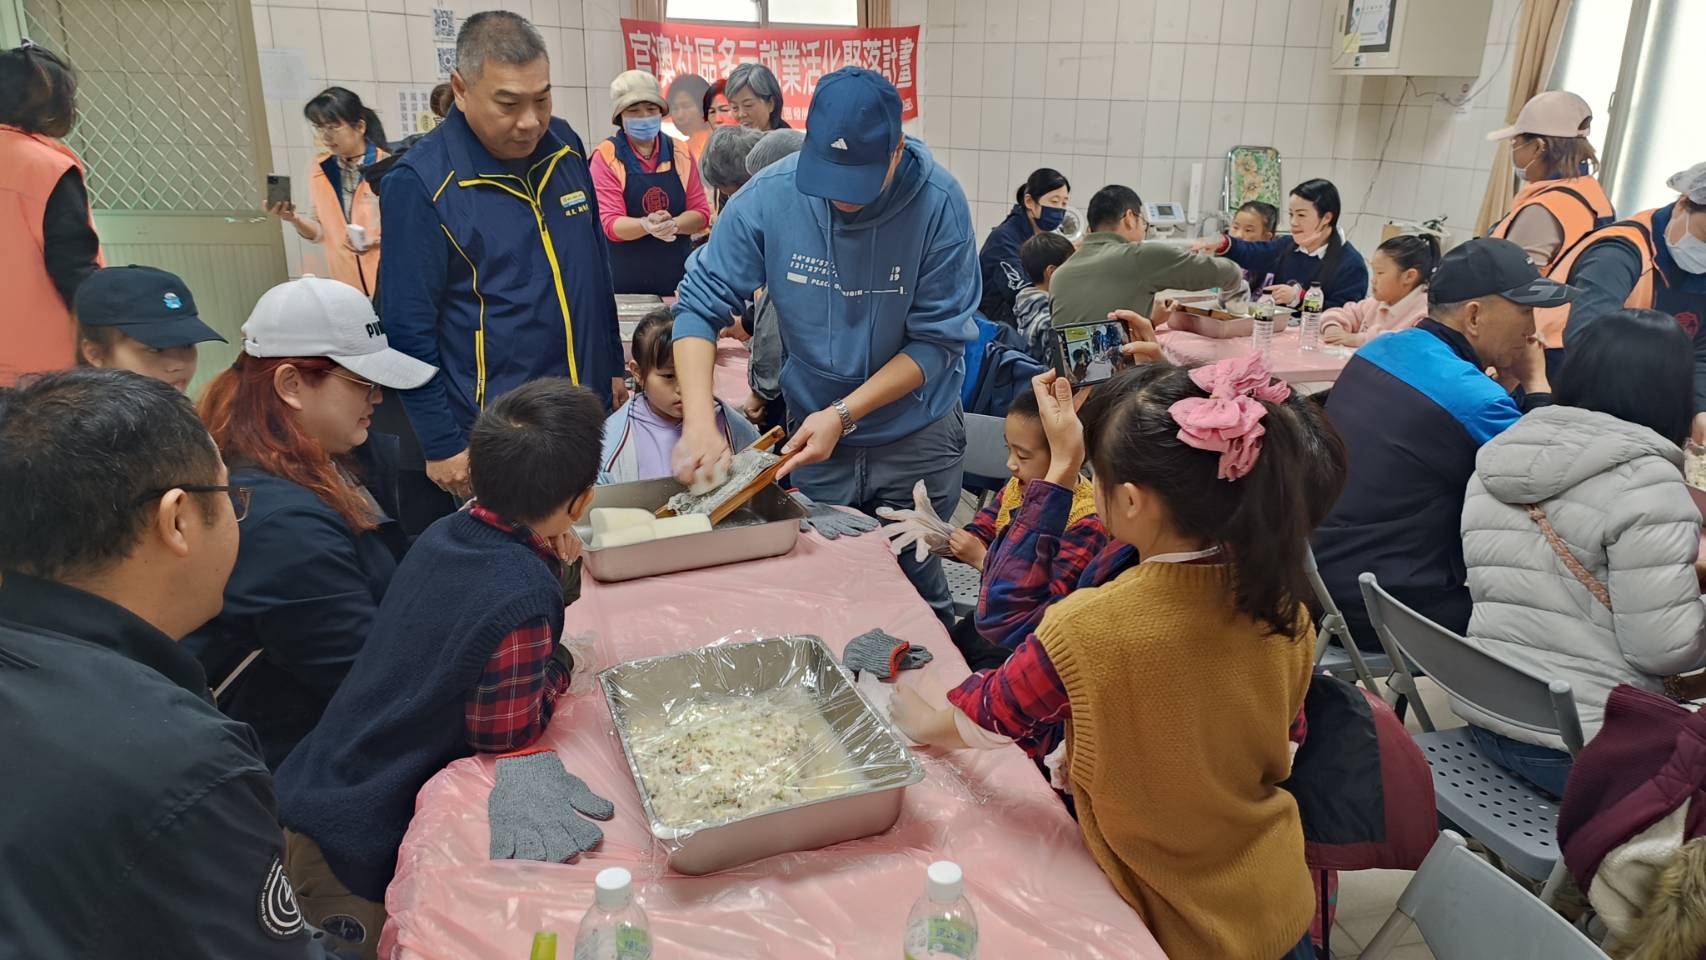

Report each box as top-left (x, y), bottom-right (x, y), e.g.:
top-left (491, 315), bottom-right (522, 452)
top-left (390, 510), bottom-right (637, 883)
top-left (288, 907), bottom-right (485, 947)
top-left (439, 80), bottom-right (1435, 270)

top-left (1165, 307), bottom-right (1295, 339)
top-left (575, 476), bottom-right (802, 582)
top-left (600, 635), bottom-right (925, 875)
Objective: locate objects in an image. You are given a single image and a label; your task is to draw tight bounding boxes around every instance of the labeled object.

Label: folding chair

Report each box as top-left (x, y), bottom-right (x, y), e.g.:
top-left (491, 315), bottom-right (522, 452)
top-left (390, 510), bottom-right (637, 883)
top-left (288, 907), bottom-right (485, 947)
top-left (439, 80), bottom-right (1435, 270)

top-left (946, 412), bottom-right (1012, 618)
top-left (1304, 544), bottom-right (1390, 695)
top-left (942, 558), bottom-right (982, 619)
top-left (1360, 831), bottom-right (1609, 960)
top-left (1359, 572), bottom-right (1587, 906)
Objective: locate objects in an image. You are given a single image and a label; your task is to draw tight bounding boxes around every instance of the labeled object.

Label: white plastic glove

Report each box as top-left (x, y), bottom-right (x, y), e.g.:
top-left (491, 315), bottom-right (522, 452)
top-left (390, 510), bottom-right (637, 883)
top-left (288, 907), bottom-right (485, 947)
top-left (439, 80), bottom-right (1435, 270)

top-left (875, 480), bottom-right (955, 563)
top-left (642, 211), bottom-right (679, 242)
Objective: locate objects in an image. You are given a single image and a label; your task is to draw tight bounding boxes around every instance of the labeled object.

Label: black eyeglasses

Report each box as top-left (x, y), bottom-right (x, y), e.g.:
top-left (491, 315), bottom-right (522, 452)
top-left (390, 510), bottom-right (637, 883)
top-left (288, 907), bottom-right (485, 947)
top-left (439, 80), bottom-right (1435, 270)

top-left (133, 484), bottom-right (253, 522)
top-left (328, 368), bottom-right (382, 400)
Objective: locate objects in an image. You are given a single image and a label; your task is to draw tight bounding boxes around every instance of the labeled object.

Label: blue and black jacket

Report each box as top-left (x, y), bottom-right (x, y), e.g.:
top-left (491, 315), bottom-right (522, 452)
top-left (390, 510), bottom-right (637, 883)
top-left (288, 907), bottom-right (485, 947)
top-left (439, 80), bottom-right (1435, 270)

top-left (978, 204), bottom-right (1037, 325)
top-left (379, 109), bottom-right (622, 460)
top-left (1313, 319), bottom-right (1552, 645)
top-left (1224, 232), bottom-right (1370, 309)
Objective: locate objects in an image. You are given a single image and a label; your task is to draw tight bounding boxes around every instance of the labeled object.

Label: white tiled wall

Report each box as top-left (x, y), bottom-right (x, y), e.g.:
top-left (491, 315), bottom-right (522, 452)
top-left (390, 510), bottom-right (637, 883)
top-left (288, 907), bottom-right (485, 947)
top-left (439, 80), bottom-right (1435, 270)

top-left (253, 0), bottom-right (623, 277)
top-left (905, 0), bottom-right (1522, 260)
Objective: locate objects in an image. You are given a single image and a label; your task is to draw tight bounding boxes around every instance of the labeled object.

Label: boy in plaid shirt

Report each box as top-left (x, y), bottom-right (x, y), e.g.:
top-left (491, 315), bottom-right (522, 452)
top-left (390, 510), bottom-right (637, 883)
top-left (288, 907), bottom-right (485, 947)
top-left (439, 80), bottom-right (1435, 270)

top-left (941, 388), bottom-right (1108, 671)
top-left (276, 379), bottom-right (606, 956)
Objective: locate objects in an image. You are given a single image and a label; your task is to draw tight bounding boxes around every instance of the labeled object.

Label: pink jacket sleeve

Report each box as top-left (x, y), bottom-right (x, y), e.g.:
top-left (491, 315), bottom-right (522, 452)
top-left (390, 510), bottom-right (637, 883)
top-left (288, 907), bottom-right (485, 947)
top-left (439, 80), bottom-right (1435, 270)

top-left (589, 149), bottom-right (629, 243)
top-left (1322, 285), bottom-right (1430, 347)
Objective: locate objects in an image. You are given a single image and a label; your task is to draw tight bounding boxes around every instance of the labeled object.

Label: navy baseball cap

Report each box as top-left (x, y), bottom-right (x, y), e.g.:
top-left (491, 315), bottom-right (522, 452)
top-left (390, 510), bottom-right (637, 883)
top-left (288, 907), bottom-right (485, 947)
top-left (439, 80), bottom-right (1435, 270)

top-left (1430, 238), bottom-right (1578, 307)
top-left (795, 67), bottom-right (904, 206)
top-left (73, 265), bottom-right (226, 348)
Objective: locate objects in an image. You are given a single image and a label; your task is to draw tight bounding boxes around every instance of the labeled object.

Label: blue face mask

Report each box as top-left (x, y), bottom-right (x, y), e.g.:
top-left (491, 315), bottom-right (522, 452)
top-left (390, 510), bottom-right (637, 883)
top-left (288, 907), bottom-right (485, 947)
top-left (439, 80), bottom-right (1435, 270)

top-left (624, 114), bottom-right (663, 143)
top-left (1036, 205), bottom-right (1067, 232)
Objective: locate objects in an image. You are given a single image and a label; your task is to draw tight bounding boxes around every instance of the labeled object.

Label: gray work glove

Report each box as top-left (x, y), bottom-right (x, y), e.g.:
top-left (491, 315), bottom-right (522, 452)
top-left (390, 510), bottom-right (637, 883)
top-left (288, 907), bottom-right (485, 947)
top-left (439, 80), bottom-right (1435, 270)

top-left (843, 628), bottom-right (933, 680)
top-left (791, 491), bottom-right (880, 540)
top-left (488, 750), bottom-right (614, 863)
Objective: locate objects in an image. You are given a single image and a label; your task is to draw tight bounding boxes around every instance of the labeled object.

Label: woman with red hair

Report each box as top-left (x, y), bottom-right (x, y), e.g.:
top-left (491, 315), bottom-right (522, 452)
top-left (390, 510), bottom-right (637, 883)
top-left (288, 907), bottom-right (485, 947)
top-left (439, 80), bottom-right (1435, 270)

top-left (187, 277), bottom-right (436, 768)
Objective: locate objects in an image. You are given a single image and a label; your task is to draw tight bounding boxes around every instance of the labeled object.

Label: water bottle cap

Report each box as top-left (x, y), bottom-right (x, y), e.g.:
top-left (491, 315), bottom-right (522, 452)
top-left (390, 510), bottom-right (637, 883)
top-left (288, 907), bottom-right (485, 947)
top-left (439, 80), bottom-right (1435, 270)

top-left (926, 860), bottom-right (963, 903)
top-left (594, 867), bottom-right (633, 908)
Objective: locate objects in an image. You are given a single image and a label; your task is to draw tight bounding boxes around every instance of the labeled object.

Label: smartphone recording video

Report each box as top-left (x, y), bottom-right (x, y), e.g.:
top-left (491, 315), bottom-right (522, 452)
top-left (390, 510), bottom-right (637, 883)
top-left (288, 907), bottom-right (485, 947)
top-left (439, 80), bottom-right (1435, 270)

top-left (1052, 319), bottom-right (1131, 386)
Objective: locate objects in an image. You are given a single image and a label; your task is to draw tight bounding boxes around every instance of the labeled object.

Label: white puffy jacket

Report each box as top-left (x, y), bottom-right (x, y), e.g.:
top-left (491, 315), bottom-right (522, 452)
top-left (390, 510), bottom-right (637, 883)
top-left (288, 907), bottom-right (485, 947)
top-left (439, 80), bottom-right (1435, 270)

top-left (1460, 405), bottom-right (1706, 748)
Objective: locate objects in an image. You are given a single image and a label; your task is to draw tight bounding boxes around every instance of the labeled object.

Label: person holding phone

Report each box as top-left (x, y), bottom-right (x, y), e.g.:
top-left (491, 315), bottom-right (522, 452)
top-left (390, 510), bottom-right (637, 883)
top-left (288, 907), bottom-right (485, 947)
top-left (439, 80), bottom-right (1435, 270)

top-left (267, 86), bottom-right (388, 296)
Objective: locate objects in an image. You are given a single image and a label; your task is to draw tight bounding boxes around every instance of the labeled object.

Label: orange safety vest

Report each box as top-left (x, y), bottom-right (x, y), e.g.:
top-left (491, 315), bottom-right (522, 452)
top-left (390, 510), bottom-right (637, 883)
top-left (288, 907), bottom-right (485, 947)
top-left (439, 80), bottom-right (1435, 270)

top-left (1536, 208), bottom-right (1660, 349)
top-left (0, 125), bottom-right (104, 385)
top-left (1490, 175), bottom-right (1614, 275)
top-left (591, 138), bottom-right (695, 195)
top-left (306, 149), bottom-right (386, 296)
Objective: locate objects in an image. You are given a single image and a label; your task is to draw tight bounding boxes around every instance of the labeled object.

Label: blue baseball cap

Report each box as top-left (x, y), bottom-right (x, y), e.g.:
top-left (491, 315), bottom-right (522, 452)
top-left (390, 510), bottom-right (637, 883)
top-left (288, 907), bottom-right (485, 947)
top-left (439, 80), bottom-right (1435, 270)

top-left (73, 265), bottom-right (226, 348)
top-left (795, 67), bottom-right (903, 206)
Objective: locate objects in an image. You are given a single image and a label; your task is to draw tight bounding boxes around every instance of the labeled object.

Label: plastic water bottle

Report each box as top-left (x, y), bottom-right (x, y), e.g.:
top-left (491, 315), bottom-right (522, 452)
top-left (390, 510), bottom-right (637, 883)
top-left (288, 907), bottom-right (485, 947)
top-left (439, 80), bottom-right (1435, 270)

top-left (573, 868), bottom-right (652, 960)
top-left (1251, 294), bottom-right (1276, 359)
top-left (1300, 283), bottom-right (1325, 351)
top-left (531, 931), bottom-right (559, 960)
top-left (904, 861), bottom-right (979, 960)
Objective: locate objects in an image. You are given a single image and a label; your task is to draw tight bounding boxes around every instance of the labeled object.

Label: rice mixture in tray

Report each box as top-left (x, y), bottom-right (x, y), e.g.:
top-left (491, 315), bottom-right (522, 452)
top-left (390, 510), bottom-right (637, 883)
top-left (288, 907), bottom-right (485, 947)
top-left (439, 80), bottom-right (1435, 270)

top-left (627, 687), bottom-right (863, 829)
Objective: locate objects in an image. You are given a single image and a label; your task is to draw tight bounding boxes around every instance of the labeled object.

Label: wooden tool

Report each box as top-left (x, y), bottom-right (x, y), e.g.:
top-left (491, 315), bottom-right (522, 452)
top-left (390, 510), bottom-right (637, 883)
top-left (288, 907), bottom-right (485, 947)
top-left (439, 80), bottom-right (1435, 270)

top-left (656, 426), bottom-right (787, 520)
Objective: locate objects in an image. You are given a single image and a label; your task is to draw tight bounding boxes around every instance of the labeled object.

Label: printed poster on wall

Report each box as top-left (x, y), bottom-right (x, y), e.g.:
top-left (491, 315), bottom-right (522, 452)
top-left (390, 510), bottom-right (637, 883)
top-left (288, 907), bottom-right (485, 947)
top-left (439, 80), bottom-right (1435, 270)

top-left (619, 19), bottom-right (922, 127)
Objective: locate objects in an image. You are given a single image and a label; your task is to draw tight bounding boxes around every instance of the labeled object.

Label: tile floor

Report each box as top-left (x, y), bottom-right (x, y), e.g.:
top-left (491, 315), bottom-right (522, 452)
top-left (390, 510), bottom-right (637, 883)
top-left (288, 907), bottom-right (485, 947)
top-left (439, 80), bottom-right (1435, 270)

top-left (1326, 675), bottom-right (1463, 960)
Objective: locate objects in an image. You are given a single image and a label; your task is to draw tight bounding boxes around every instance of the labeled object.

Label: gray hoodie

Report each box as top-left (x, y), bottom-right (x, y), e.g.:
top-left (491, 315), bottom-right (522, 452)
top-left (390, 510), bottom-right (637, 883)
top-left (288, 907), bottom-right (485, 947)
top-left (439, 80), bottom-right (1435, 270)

top-left (1460, 404), bottom-right (1706, 747)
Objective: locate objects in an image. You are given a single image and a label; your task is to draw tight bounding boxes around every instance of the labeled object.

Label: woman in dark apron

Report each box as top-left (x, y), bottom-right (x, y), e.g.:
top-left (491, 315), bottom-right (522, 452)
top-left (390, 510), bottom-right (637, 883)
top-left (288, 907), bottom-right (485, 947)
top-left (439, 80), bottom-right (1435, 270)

top-left (591, 70), bottom-right (712, 296)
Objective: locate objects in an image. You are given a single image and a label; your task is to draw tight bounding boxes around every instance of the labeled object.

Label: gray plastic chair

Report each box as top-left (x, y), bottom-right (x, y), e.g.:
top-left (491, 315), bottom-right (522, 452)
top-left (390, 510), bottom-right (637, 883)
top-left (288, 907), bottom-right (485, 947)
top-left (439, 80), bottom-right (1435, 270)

top-left (1359, 572), bottom-right (1586, 904)
top-left (1304, 544), bottom-right (1390, 695)
top-left (943, 558), bottom-right (982, 619)
top-left (1361, 831), bottom-right (1610, 960)
top-left (962, 412), bottom-right (1010, 489)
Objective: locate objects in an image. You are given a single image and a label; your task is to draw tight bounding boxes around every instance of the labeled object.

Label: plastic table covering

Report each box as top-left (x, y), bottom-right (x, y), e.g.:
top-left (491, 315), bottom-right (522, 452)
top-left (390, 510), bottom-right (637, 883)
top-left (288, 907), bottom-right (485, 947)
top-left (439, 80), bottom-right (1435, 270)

top-left (381, 528), bottom-right (1164, 960)
top-left (712, 339), bottom-right (751, 411)
top-left (1158, 326), bottom-right (1353, 384)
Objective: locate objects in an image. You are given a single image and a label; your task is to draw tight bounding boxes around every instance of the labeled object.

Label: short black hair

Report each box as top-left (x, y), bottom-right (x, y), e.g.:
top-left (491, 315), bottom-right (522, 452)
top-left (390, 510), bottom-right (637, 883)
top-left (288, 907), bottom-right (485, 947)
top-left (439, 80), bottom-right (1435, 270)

top-left (468, 379), bottom-right (606, 523)
top-left (631, 307), bottom-right (674, 376)
top-left (1016, 168), bottom-right (1070, 207)
top-left (1087, 185), bottom-right (1143, 231)
top-left (0, 369), bottom-right (222, 579)
top-left (1556, 308), bottom-right (1694, 446)
top-left (0, 42), bottom-right (78, 138)
top-left (1237, 201), bottom-right (1278, 234)
top-left (1020, 232), bottom-right (1075, 284)
top-left (304, 86), bottom-right (388, 151)
top-left (455, 10), bottom-right (547, 83)
top-left (1007, 385), bottom-right (1041, 421)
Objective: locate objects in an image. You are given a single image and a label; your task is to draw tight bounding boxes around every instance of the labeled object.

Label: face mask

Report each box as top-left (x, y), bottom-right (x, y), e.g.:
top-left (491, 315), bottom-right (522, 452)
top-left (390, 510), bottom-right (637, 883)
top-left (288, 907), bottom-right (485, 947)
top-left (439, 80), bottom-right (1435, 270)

top-left (623, 114), bottom-right (663, 143)
top-left (1036, 206), bottom-right (1067, 232)
top-left (1512, 163), bottom-right (1528, 182)
top-left (1669, 227), bottom-right (1706, 275)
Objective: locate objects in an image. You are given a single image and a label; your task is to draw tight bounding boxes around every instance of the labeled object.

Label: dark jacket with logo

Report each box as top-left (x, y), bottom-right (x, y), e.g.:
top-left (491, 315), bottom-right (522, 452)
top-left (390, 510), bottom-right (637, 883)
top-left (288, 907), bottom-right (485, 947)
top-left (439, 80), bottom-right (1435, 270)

top-left (0, 574), bottom-right (330, 959)
top-left (185, 436), bottom-right (408, 769)
top-left (978, 204), bottom-right (1036, 325)
top-left (379, 109), bottom-right (623, 460)
top-left (1313, 319), bottom-right (1551, 645)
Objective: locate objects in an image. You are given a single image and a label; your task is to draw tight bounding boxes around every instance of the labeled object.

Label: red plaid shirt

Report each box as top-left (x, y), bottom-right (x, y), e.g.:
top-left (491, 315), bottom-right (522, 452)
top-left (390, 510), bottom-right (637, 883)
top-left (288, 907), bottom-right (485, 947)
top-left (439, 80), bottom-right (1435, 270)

top-left (463, 505), bottom-right (572, 753)
top-left (948, 555), bottom-right (1309, 760)
top-left (973, 480), bottom-right (1109, 647)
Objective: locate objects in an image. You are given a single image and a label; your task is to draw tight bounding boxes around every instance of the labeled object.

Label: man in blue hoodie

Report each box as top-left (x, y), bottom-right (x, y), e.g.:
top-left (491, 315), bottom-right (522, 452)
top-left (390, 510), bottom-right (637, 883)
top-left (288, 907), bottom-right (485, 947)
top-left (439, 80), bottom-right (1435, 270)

top-left (670, 68), bottom-right (979, 623)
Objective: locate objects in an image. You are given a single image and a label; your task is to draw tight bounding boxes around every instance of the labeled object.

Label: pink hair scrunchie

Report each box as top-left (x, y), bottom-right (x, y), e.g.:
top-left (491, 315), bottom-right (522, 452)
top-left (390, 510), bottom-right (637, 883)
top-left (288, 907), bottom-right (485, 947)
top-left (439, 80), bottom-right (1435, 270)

top-left (1171, 355), bottom-right (1291, 481)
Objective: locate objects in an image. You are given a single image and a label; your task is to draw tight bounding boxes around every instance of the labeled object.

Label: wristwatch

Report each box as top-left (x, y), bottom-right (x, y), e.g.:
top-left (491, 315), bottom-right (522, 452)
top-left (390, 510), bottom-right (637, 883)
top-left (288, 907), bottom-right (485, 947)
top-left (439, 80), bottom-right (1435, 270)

top-left (831, 398), bottom-right (857, 437)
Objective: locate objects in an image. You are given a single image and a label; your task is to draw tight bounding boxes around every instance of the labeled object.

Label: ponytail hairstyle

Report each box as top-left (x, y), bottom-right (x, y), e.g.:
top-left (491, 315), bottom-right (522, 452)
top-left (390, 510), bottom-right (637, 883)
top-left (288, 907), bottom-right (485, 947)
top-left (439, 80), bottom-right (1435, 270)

top-left (304, 86), bottom-right (388, 151)
top-left (198, 354), bottom-right (378, 531)
top-left (1376, 232), bottom-right (1442, 288)
top-left (0, 41), bottom-right (78, 138)
top-left (1291, 178), bottom-right (1344, 258)
top-left (630, 307), bottom-right (675, 378)
top-left (1079, 360), bottom-right (1346, 635)
top-left (1015, 167), bottom-right (1071, 209)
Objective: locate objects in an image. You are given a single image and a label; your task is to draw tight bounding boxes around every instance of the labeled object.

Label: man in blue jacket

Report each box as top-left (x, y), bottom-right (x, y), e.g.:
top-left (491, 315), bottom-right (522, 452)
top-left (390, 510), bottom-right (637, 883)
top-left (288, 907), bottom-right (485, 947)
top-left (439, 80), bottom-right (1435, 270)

top-left (670, 68), bottom-right (979, 623)
top-left (1312, 238), bottom-right (1574, 650)
top-left (379, 11), bottom-right (623, 499)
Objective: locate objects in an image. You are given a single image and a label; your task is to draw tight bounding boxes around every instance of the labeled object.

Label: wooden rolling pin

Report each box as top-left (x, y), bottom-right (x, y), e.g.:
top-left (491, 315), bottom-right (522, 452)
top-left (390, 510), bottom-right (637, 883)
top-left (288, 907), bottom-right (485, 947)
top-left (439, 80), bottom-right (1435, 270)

top-left (655, 426), bottom-right (787, 520)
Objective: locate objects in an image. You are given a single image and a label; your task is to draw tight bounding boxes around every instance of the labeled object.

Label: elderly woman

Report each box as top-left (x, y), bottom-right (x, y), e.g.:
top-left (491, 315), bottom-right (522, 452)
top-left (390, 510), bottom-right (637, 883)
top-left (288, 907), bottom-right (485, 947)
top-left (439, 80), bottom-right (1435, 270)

top-left (188, 277), bottom-right (436, 768)
top-left (590, 70), bottom-right (711, 296)
top-left (725, 61), bottom-right (789, 131)
top-left (700, 123), bottom-right (765, 216)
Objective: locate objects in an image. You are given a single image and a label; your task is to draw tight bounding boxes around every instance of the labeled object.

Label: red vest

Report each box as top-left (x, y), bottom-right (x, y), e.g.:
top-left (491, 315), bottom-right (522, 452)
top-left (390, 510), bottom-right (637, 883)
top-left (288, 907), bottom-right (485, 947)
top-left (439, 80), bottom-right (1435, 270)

top-left (0, 125), bottom-right (103, 385)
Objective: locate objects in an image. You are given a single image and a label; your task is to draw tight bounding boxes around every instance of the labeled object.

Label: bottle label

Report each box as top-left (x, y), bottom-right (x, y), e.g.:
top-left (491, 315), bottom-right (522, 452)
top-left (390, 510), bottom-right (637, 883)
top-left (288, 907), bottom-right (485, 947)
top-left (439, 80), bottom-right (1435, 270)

top-left (615, 924), bottom-right (652, 960)
top-left (903, 918), bottom-right (978, 959)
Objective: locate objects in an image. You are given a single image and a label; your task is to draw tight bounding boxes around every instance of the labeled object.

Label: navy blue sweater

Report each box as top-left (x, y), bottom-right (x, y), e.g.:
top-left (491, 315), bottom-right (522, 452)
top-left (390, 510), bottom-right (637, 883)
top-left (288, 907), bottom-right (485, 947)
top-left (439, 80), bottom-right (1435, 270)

top-left (978, 204), bottom-right (1037, 324)
top-left (1224, 234), bottom-right (1370, 309)
top-left (275, 509), bottom-right (565, 902)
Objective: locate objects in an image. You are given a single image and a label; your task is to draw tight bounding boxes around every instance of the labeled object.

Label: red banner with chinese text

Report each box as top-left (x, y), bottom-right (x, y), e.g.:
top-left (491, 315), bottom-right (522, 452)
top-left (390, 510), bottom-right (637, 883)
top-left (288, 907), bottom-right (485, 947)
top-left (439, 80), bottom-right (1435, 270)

top-left (619, 19), bottom-right (921, 126)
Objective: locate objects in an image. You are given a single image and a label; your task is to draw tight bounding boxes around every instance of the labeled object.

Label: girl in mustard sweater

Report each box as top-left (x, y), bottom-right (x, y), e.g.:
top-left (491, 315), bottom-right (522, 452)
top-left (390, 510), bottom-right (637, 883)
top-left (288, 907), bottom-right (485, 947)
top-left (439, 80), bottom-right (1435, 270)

top-left (894, 358), bottom-right (1347, 960)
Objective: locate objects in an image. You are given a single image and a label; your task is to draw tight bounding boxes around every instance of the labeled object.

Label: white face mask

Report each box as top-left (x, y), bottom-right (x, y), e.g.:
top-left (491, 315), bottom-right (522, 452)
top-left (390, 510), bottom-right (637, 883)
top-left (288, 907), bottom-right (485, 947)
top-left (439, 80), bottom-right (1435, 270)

top-left (1512, 163), bottom-right (1529, 182)
top-left (1670, 228), bottom-right (1706, 275)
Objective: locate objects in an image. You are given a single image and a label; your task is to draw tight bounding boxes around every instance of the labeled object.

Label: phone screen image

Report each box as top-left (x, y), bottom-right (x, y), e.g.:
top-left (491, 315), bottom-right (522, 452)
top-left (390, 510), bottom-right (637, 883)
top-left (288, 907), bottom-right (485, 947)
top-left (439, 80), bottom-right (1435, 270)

top-left (1053, 320), bottom-right (1131, 386)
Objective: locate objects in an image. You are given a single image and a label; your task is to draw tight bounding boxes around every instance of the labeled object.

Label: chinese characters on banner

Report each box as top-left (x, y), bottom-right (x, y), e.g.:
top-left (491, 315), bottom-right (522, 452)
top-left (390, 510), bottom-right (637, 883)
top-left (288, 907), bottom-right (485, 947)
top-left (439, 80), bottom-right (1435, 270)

top-left (619, 19), bottom-right (922, 127)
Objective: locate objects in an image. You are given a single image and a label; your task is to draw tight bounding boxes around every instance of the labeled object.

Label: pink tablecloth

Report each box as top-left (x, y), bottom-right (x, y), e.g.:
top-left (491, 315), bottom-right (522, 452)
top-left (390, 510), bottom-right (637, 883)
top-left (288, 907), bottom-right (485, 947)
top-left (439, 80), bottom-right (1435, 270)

top-left (713, 338), bottom-right (751, 410)
top-left (382, 531), bottom-right (1163, 960)
top-left (1158, 327), bottom-right (1353, 384)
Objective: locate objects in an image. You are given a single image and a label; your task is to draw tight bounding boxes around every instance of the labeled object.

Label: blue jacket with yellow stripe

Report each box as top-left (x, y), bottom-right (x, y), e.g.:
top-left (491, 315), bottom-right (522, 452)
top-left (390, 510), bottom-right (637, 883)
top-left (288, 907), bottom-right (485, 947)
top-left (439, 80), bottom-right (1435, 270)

top-left (379, 108), bottom-right (621, 460)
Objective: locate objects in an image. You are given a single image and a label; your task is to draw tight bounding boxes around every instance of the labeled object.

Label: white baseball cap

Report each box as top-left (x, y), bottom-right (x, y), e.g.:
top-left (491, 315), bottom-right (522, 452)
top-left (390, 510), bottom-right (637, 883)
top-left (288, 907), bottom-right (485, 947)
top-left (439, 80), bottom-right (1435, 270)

top-left (1487, 91), bottom-right (1593, 142)
top-left (242, 277), bottom-right (437, 389)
